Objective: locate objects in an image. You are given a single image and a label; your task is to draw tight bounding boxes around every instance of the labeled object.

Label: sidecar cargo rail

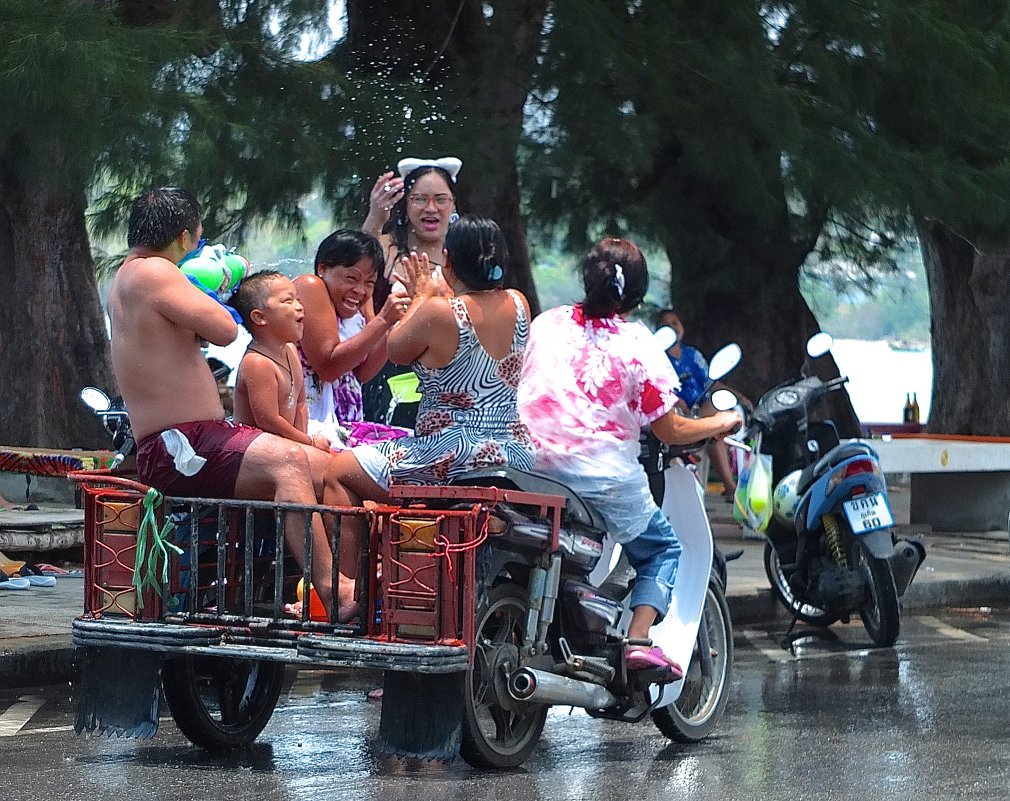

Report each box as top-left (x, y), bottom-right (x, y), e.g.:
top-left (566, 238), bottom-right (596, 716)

top-left (67, 471), bottom-right (566, 671)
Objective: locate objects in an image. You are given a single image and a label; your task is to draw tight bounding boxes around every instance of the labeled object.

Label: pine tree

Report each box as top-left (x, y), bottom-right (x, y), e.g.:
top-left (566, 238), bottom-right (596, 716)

top-left (526, 0), bottom-right (1010, 430)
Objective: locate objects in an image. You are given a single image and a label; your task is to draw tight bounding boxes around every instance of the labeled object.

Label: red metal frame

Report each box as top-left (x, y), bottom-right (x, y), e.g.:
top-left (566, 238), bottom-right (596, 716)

top-left (68, 472), bottom-right (568, 659)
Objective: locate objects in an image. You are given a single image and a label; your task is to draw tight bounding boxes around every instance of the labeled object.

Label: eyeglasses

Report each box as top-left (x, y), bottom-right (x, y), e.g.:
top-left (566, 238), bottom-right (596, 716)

top-left (408, 193), bottom-right (453, 209)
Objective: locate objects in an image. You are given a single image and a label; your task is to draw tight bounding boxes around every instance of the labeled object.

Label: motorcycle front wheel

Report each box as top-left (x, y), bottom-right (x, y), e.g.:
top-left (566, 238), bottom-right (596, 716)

top-left (460, 584), bottom-right (547, 769)
top-left (763, 541), bottom-right (840, 627)
top-left (849, 535), bottom-right (900, 647)
top-left (652, 581), bottom-right (734, 742)
top-left (162, 655), bottom-right (285, 752)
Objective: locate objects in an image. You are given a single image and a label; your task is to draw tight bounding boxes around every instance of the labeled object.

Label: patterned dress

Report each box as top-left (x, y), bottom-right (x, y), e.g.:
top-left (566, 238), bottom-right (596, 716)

top-left (358, 291), bottom-right (536, 486)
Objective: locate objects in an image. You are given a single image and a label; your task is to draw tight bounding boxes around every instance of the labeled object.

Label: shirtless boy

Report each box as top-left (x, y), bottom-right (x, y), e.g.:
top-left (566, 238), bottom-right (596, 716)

top-left (108, 188), bottom-right (346, 620)
top-left (230, 270), bottom-right (330, 451)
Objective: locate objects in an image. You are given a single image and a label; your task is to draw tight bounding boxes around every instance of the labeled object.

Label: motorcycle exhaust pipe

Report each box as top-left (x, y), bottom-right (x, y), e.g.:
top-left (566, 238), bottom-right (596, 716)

top-left (889, 538), bottom-right (926, 597)
top-left (508, 667), bottom-right (618, 710)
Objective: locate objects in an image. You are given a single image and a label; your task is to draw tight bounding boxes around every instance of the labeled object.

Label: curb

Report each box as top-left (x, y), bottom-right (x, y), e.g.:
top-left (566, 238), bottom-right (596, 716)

top-left (727, 575), bottom-right (1010, 628)
top-left (0, 636), bottom-right (76, 689)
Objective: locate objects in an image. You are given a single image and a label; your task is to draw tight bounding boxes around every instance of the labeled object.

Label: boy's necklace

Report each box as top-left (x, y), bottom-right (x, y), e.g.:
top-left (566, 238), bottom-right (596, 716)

top-left (248, 345), bottom-right (295, 409)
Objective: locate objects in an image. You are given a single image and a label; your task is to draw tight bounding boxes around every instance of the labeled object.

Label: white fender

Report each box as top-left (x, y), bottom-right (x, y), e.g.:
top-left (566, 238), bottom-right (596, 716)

top-left (588, 461), bottom-right (713, 709)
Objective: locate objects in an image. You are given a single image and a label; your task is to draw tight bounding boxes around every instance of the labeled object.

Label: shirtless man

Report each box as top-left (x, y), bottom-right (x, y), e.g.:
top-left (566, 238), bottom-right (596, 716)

top-left (108, 187), bottom-right (347, 620)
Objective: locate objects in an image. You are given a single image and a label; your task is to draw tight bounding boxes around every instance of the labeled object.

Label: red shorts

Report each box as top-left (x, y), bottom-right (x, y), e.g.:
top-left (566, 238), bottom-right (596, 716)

top-left (136, 420), bottom-right (264, 498)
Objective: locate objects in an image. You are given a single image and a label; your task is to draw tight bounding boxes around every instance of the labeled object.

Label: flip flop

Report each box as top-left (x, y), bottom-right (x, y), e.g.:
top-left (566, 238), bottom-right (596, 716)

top-left (0, 571), bottom-right (30, 590)
top-left (34, 563), bottom-right (71, 576)
top-left (625, 646), bottom-right (684, 680)
top-left (11, 563), bottom-right (56, 587)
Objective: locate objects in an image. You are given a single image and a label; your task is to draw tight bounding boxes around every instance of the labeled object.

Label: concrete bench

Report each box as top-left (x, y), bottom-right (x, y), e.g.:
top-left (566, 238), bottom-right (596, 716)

top-left (863, 434), bottom-right (1010, 532)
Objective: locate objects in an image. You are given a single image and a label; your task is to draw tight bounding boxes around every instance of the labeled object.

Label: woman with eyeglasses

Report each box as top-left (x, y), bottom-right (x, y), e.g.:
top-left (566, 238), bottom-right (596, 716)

top-left (361, 157), bottom-right (462, 422)
top-left (363, 156), bottom-right (462, 304)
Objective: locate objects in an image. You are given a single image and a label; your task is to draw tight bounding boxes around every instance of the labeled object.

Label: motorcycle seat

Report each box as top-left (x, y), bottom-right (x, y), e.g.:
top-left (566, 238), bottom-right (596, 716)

top-left (797, 440), bottom-right (879, 496)
top-left (451, 467), bottom-right (607, 531)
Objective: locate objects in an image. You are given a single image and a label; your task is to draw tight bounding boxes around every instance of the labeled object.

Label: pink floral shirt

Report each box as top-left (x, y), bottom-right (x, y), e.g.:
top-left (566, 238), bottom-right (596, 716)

top-left (518, 305), bottom-right (681, 539)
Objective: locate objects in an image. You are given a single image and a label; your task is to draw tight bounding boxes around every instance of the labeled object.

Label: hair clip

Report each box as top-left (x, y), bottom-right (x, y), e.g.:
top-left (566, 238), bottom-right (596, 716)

top-left (488, 264), bottom-right (504, 281)
top-left (611, 263), bottom-right (625, 299)
top-left (396, 157), bottom-right (463, 182)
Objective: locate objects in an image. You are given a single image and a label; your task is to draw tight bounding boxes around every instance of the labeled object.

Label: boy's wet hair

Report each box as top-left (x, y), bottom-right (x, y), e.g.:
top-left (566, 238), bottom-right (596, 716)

top-left (581, 238), bottom-right (648, 319)
top-left (230, 269), bottom-right (284, 333)
top-left (127, 187), bottom-right (202, 250)
top-left (314, 229), bottom-right (384, 276)
top-left (445, 216), bottom-right (508, 291)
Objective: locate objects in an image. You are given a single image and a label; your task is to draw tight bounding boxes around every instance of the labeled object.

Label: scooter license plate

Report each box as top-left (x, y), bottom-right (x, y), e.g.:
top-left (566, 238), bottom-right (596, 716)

top-left (842, 493), bottom-right (894, 534)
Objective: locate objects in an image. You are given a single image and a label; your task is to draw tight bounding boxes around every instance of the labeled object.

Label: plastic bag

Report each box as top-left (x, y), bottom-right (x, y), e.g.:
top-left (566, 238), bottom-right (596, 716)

top-left (743, 452), bottom-right (774, 532)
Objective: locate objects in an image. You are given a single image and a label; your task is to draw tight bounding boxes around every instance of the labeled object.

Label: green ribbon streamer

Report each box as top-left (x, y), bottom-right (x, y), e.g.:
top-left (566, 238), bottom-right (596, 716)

top-left (133, 488), bottom-right (183, 611)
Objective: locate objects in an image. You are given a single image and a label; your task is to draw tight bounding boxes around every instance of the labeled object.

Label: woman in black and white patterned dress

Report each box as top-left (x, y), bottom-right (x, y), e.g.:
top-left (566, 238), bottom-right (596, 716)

top-left (322, 217), bottom-right (535, 605)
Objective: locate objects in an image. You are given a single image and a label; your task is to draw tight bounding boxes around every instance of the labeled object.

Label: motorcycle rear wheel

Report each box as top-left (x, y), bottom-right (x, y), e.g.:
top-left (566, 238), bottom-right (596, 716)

top-left (162, 655), bottom-right (285, 752)
top-left (763, 542), bottom-right (840, 627)
top-left (850, 535), bottom-right (900, 647)
top-left (652, 581), bottom-right (734, 742)
top-left (460, 584), bottom-right (547, 769)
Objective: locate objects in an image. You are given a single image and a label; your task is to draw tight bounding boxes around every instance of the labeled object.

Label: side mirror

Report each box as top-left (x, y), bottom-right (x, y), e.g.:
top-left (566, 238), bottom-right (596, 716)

top-left (653, 326), bottom-right (678, 352)
top-left (708, 343), bottom-right (742, 382)
top-left (806, 332), bottom-right (833, 359)
top-left (711, 388), bottom-right (738, 411)
top-left (80, 387), bottom-right (111, 413)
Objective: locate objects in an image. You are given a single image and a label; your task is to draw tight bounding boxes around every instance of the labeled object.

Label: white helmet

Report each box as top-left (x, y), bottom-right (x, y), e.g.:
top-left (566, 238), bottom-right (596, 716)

top-left (773, 470), bottom-right (802, 526)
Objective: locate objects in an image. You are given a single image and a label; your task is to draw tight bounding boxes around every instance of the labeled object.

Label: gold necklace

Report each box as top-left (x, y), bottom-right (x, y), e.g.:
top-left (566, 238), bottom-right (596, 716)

top-left (248, 346), bottom-right (295, 409)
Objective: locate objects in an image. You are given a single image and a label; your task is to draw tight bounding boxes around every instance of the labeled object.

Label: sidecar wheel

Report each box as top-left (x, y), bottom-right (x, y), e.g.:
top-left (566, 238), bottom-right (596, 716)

top-left (162, 656), bottom-right (285, 752)
top-left (460, 584), bottom-right (547, 769)
top-left (763, 542), bottom-right (839, 626)
top-left (652, 582), bottom-right (733, 742)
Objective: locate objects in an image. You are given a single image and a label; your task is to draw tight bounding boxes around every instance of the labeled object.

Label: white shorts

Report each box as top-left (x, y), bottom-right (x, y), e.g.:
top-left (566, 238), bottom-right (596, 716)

top-left (351, 444), bottom-right (390, 491)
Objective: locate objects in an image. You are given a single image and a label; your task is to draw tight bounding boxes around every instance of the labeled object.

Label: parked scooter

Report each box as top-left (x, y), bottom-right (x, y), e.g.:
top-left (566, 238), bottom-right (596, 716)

top-left (727, 333), bottom-right (925, 646)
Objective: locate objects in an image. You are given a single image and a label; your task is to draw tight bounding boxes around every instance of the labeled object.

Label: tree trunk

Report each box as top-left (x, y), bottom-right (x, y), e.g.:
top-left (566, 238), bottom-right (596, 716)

top-left (677, 259), bottom-right (860, 438)
top-left (649, 154), bottom-right (860, 436)
top-left (0, 164), bottom-right (113, 448)
top-left (342, 0), bottom-right (547, 314)
top-left (918, 220), bottom-right (1010, 435)
top-left (449, 1), bottom-right (547, 315)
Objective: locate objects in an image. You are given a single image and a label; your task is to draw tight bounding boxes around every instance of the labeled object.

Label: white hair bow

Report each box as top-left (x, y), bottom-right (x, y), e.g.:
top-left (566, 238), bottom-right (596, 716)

top-left (396, 156), bottom-right (463, 182)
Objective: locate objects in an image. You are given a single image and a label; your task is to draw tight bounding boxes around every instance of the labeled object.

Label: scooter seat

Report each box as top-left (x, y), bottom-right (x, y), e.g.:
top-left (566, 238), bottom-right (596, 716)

top-left (451, 467), bottom-right (607, 531)
top-left (796, 441), bottom-right (879, 496)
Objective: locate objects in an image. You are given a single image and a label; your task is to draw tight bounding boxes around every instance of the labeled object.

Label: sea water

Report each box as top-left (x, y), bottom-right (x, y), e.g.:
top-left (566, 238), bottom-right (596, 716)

top-left (831, 338), bottom-right (932, 424)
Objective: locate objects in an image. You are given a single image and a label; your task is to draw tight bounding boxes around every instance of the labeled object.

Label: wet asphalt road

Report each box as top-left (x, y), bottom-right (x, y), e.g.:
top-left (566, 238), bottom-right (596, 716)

top-left (4, 606), bottom-right (1010, 800)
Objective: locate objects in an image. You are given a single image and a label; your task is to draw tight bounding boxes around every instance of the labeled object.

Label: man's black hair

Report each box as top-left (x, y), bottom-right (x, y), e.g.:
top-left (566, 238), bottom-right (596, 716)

top-left (127, 187), bottom-right (202, 250)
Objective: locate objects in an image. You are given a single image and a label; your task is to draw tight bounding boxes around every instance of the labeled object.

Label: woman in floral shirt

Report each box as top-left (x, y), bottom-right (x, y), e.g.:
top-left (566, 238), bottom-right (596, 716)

top-left (518, 238), bottom-right (740, 677)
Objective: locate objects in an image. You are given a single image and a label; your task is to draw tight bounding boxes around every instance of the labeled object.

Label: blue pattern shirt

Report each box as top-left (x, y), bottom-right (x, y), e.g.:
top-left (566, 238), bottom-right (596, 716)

top-left (667, 345), bottom-right (708, 407)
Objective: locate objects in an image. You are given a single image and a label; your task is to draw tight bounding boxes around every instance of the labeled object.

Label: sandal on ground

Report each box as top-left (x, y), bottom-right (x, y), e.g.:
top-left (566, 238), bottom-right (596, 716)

top-left (0, 571), bottom-right (30, 590)
top-left (34, 563), bottom-right (71, 576)
top-left (11, 563), bottom-right (56, 587)
top-left (625, 646), bottom-right (684, 680)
